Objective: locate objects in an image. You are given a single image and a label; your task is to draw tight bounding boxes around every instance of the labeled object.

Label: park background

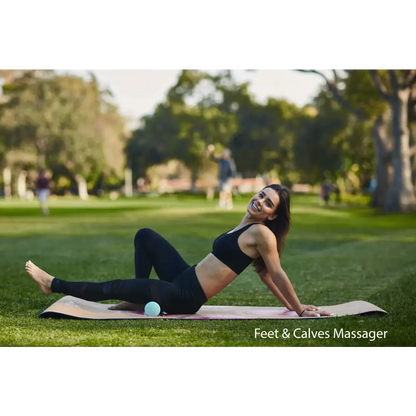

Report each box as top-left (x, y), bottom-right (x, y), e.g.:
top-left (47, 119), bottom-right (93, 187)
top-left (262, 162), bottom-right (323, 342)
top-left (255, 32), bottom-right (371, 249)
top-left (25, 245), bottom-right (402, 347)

top-left (1, 68), bottom-right (415, 347)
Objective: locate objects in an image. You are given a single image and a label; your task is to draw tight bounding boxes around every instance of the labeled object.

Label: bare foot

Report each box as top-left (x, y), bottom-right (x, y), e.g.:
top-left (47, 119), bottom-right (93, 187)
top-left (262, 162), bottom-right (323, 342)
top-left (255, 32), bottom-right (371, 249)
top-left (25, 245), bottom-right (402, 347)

top-left (108, 301), bottom-right (144, 312)
top-left (25, 260), bottom-right (53, 295)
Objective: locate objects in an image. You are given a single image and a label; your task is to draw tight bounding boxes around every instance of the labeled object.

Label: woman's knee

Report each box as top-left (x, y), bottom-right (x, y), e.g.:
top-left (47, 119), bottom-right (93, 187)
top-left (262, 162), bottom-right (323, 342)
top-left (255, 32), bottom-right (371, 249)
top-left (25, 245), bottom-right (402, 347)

top-left (134, 228), bottom-right (156, 245)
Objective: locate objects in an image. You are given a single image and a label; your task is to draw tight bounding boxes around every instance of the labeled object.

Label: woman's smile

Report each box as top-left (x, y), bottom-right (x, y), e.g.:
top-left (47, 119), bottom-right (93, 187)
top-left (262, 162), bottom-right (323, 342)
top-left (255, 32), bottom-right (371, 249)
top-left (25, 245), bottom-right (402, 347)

top-left (251, 201), bottom-right (261, 212)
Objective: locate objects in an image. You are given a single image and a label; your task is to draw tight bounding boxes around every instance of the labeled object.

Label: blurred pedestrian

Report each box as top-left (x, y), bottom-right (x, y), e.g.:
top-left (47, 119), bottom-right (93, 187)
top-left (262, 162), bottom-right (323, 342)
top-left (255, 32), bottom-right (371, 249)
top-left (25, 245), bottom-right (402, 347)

top-left (36, 170), bottom-right (50, 215)
top-left (369, 178), bottom-right (377, 195)
top-left (333, 183), bottom-right (341, 204)
top-left (207, 145), bottom-right (236, 210)
top-left (320, 180), bottom-right (331, 205)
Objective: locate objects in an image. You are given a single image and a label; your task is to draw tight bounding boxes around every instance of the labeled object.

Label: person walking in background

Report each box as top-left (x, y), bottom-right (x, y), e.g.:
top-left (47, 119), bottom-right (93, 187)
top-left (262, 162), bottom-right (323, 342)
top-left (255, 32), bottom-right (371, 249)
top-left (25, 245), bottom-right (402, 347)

top-left (320, 180), bottom-right (331, 206)
top-left (207, 145), bottom-right (236, 210)
top-left (333, 183), bottom-right (341, 204)
top-left (36, 169), bottom-right (50, 215)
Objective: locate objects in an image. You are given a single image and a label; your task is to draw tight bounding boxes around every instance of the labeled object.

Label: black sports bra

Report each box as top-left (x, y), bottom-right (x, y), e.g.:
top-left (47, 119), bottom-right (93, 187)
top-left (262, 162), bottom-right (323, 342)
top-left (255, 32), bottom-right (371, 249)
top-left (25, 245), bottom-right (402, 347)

top-left (211, 223), bottom-right (260, 274)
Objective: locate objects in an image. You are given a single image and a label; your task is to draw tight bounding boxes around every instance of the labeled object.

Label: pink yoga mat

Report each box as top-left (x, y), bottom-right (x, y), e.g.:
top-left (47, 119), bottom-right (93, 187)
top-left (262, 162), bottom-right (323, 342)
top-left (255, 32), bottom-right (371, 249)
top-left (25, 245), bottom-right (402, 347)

top-left (39, 296), bottom-right (387, 320)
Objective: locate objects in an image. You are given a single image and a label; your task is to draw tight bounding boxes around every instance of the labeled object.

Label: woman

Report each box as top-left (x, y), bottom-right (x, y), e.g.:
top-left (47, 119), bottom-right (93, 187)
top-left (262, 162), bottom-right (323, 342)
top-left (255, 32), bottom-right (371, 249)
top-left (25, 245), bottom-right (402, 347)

top-left (25, 184), bottom-right (331, 318)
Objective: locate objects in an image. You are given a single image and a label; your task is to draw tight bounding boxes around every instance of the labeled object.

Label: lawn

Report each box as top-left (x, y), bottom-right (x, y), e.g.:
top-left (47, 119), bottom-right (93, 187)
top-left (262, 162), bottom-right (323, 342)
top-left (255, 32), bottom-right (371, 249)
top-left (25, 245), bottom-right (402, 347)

top-left (0, 193), bottom-right (415, 346)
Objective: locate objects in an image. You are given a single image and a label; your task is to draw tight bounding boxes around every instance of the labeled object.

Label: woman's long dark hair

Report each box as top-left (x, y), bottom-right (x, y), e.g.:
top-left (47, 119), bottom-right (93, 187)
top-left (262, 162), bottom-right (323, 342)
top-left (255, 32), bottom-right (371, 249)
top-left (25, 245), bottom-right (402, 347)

top-left (252, 184), bottom-right (291, 274)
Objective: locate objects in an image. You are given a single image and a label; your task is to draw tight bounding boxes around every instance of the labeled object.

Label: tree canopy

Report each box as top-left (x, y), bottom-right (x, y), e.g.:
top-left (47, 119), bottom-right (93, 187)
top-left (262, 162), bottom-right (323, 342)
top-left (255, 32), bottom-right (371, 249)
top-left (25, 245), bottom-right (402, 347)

top-left (2, 69), bottom-right (415, 212)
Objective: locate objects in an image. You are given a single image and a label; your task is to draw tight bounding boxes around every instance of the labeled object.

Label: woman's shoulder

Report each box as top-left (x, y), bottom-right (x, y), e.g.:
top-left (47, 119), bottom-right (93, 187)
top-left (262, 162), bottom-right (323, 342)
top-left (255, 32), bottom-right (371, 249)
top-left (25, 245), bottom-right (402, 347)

top-left (247, 224), bottom-right (277, 254)
top-left (249, 223), bottom-right (275, 241)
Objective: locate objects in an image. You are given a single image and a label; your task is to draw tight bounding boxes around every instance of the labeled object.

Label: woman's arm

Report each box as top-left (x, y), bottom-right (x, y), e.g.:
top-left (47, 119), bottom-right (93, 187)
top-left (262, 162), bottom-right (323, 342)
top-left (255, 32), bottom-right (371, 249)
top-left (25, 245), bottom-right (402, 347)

top-left (254, 228), bottom-right (304, 315)
top-left (271, 269), bottom-right (305, 315)
top-left (253, 226), bottom-right (326, 317)
top-left (258, 270), bottom-right (320, 311)
top-left (257, 269), bottom-right (293, 310)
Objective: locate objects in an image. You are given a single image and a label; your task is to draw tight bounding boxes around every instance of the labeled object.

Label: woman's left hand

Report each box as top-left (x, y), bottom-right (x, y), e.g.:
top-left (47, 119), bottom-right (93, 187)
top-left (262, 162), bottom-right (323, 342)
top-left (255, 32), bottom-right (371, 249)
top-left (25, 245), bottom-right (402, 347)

top-left (288, 304), bottom-right (321, 311)
top-left (302, 304), bottom-right (321, 311)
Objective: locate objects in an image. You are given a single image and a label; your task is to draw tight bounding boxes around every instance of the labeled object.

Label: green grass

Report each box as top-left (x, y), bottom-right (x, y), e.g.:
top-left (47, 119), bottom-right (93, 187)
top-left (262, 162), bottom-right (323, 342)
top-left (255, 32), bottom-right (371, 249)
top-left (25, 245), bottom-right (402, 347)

top-left (1, 193), bottom-right (415, 346)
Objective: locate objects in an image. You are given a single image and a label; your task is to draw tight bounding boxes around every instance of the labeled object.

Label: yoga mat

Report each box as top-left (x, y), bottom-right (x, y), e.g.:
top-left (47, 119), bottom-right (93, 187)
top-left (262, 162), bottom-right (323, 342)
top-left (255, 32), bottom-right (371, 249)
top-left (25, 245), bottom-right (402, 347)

top-left (39, 296), bottom-right (387, 320)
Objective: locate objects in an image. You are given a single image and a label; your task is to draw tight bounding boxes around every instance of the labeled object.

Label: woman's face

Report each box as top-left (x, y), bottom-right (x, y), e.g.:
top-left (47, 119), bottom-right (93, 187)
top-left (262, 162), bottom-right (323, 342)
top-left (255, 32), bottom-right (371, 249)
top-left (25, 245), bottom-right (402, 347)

top-left (247, 188), bottom-right (280, 221)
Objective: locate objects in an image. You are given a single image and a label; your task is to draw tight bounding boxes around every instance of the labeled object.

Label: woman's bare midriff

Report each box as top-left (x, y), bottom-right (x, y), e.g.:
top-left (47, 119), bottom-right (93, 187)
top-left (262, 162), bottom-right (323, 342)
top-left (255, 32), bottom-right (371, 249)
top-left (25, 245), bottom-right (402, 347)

top-left (195, 254), bottom-right (238, 299)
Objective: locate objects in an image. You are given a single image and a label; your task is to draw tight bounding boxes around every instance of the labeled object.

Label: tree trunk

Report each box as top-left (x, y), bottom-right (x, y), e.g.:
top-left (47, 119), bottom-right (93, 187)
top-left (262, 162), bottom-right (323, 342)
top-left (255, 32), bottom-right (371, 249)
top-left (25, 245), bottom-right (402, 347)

top-left (17, 170), bottom-right (28, 199)
top-left (190, 168), bottom-right (198, 194)
top-left (124, 168), bottom-right (133, 197)
top-left (385, 90), bottom-right (416, 212)
top-left (410, 124), bottom-right (416, 186)
top-left (75, 174), bottom-right (89, 200)
top-left (3, 167), bottom-right (12, 199)
top-left (371, 110), bottom-right (392, 208)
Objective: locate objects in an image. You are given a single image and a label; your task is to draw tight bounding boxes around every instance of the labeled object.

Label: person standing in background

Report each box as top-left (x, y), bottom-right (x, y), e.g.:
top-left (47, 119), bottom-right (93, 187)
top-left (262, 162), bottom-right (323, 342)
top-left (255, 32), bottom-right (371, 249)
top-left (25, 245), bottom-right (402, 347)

top-left (207, 145), bottom-right (236, 210)
top-left (36, 170), bottom-right (50, 215)
top-left (320, 180), bottom-right (331, 205)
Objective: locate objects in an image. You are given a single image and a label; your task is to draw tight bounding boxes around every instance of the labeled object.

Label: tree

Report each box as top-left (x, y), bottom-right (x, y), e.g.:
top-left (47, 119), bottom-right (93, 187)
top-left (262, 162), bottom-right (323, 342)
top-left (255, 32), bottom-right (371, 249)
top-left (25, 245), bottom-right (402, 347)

top-left (126, 102), bottom-right (180, 181)
top-left (296, 70), bottom-right (399, 209)
top-left (0, 70), bottom-right (34, 93)
top-left (294, 91), bottom-right (356, 186)
top-left (0, 71), bottom-right (126, 197)
top-left (127, 70), bottom-right (238, 190)
top-left (369, 70), bottom-right (416, 212)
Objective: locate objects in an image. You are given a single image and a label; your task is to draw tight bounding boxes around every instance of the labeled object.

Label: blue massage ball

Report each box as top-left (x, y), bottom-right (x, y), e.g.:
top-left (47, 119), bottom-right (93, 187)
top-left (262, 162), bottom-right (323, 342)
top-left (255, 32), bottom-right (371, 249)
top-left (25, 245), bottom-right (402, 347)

top-left (145, 301), bottom-right (161, 316)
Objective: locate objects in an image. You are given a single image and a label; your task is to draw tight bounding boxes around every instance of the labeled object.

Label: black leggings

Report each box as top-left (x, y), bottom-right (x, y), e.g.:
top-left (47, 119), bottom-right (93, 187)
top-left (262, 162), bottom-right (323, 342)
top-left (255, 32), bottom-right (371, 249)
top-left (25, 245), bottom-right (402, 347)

top-left (51, 228), bottom-right (208, 314)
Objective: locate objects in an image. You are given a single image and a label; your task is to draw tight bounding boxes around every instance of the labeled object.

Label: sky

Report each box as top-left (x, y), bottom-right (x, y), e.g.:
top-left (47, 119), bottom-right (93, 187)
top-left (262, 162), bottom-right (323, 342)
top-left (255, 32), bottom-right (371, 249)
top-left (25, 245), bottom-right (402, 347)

top-left (60, 70), bottom-right (327, 129)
